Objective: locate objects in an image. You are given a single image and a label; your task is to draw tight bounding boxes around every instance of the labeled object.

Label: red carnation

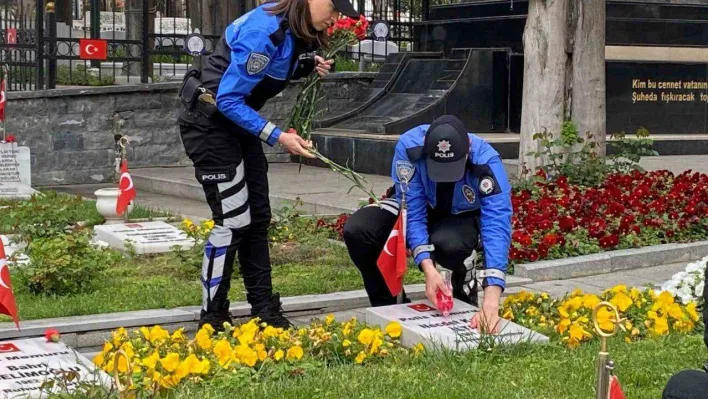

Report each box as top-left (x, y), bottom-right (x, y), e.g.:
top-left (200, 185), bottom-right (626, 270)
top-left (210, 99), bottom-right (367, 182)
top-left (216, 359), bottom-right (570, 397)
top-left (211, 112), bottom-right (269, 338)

top-left (598, 234), bottom-right (619, 249)
top-left (45, 328), bottom-right (61, 343)
top-left (542, 233), bottom-right (558, 247)
top-left (5, 135), bottom-right (15, 143)
top-left (558, 216), bottom-right (575, 232)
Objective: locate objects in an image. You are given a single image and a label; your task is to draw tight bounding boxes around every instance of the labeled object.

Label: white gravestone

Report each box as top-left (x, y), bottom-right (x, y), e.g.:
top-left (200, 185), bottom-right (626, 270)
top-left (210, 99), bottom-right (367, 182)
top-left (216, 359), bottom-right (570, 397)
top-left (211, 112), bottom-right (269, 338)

top-left (93, 221), bottom-right (195, 254)
top-left (0, 143), bottom-right (31, 187)
top-left (366, 299), bottom-right (549, 351)
top-left (0, 337), bottom-right (111, 399)
top-left (0, 183), bottom-right (36, 201)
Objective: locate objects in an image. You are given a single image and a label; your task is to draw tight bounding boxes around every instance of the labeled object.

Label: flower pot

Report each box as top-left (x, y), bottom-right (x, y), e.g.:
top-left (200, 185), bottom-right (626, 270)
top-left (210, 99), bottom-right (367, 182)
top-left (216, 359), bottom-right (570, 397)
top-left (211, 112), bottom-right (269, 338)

top-left (94, 188), bottom-right (133, 224)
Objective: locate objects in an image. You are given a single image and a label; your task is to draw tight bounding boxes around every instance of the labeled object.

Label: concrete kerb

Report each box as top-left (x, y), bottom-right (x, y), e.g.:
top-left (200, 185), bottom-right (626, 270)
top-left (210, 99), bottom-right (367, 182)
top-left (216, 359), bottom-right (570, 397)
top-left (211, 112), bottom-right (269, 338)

top-left (515, 240), bottom-right (708, 282)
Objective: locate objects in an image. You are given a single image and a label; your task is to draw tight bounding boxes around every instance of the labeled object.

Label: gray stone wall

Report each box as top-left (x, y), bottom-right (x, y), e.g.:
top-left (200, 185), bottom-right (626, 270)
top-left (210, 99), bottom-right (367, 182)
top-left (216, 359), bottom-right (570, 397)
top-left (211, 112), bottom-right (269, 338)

top-left (6, 73), bottom-right (375, 186)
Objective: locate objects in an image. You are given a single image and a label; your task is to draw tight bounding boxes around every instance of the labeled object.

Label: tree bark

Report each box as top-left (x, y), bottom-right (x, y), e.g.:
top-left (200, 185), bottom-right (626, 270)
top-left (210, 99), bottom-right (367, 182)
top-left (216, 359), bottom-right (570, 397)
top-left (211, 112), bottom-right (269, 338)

top-left (518, 0), bottom-right (607, 176)
top-left (518, 0), bottom-right (570, 176)
top-left (571, 0), bottom-right (606, 155)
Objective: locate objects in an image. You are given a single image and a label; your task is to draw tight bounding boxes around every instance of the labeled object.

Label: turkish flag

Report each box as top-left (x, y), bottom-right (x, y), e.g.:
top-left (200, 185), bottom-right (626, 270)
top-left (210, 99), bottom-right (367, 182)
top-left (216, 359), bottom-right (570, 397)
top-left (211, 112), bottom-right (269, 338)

top-left (79, 39), bottom-right (107, 60)
top-left (0, 239), bottom-right (20, 330)
top-left (608, 375), bottom-right (626, 399)
top-left (5, 28), bottom-right (16, 45)
top-left (376, 209), bottom-right (407, 296)
top-left (116, 158), bottom-right (136, 216)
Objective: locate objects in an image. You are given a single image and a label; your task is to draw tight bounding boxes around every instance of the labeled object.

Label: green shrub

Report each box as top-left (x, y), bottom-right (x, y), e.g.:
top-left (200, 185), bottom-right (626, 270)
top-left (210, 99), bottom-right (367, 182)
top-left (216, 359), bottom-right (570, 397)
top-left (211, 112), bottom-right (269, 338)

top-left (18, 230), bottom-right (122, 296)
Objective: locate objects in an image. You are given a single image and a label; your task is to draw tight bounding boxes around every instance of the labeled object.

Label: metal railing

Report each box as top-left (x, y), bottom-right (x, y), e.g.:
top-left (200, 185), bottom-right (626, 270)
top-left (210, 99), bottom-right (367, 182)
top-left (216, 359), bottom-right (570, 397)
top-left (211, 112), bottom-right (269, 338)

top-left (0, 0), bottom-right (425, 91)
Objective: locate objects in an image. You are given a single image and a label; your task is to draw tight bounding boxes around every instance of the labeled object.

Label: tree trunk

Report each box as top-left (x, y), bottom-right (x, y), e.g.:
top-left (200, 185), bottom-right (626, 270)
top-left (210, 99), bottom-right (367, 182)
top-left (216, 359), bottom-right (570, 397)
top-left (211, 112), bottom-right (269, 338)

top-left (571, 0), bottom-right (606, 155)
top-left (518, 0), bottom-right (569, 176)
top-left (518, 0), bottom-right (607, 176)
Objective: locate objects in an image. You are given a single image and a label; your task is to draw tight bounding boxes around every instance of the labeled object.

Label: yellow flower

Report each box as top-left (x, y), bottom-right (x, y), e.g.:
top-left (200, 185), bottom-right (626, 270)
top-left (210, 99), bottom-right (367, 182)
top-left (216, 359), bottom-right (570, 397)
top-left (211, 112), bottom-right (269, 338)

top-left (610, 285), bottom-right (627, 294)
top-left (183, 218), bottom-right (194, 229)
top-left (116, 354), bottom-right (129, 373)
top-left (557, 318), bottom-right (571, 335)
top-left (204, 220), bottom-right (215, 230)
top-left (174, 361), bottom-right (190, 381)
top-left (355, 351), bottom-right (366, 364)
top-left (237, 345), bottom-right (258, 367)
top-left (596, 307), bottom-right (616, 333)
top-left (667, 303), bottom-right (683, 320)
top-left (141, 352), bottom-right (159, 370)
top-left (358, 328), bottom-right (375, 345)
top-left (629, 288), bottom-right (642, 302)
top-left (686, 302), bottom-right (700, 322)
top-left (287, 346), bottom-right (304, 361)
top-left (195, 329), bottom-right (212, 350)
top-left (93, 353), bottom-right (105, 367)
top-left (369, 336), bottom-right (383, 355)
top-left (502, 307), bottom-right (514, 320)
top-left (625, 336), bottom-right (632, 344)
top-left (631, 327), bottom-right (640, 337)
top-left (385, 322), bottom-right (402, 338)
top-left (213, 340), bottom-right (233, 367)
top-left (263, 326), bottom-right (280, 339)
top-left (171, 328), bottom-right (186, 343)
top-left (159, 353), bottom-right (180, 373)
top-left (568, 324), bottom-right (592, 343)
top-left (112, 327), bottom-right (126, 347)
top-left (525, 306), bottom-right (539, 316)
top-left (570, 288), bottom-right (584, 297)
top-left (654, 291), bottom-right (675, 310)
top-left (541, 293), bottom-right (550, 300)
top-left (325, 314), bottom-right (335, 325)
top-left (610, 292), bottom-right (633, 312)
top-left (652, 317), bottom-right (669, 336)
top-left (342, 339), bottom-right (352, 347)
top-left (558, 305), bottom-right (570, 318)
top-left (119, 342), bottom-right (134, 360)
top-left (342, 324), bottom-right (352, 336)
top-left (581, 294), bottom-right (601, 309)
top-left (413, 343), bottom-right (424, 355)
top-left (101, 342), bottom-right (114, 355)
top-left (274, 349), bottom-right (285, 361)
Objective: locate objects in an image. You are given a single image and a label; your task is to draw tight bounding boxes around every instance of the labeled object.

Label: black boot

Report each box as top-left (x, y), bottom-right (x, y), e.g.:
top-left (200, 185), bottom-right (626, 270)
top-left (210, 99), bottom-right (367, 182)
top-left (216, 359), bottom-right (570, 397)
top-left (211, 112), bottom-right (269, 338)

top-left (251, 293), bottom-right (293, 329)
top-left (199, 300), bottom-right (233, 333)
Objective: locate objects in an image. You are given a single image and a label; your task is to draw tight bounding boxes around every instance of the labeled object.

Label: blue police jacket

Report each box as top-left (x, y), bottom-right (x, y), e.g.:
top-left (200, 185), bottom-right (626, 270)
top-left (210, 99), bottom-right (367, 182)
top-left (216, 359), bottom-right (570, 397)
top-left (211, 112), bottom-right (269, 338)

top-left (392, 125), bottom-right (513, 290)
top-left (212, 4), bottom-right (315, 147)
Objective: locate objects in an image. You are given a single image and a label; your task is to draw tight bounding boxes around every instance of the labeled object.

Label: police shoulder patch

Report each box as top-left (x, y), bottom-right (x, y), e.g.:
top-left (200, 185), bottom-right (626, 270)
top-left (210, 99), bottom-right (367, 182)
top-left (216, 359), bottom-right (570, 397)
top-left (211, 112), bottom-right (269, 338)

top-left (462, 184), bottom-right (476, 203)
top-left (479, 176), bottom-right (495, 195)
top-left (246, 52), bottom-right (270, 75)
top-left (395, 160), bottom-right (415, 184)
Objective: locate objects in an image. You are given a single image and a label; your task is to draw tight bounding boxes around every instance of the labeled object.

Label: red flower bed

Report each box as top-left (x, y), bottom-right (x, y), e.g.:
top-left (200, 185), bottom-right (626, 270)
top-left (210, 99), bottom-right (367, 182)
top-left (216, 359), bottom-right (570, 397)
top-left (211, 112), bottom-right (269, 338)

top-left (511, 169), bottom-right (708, 263)
top-left (316, 169), bottom-right (708, 264)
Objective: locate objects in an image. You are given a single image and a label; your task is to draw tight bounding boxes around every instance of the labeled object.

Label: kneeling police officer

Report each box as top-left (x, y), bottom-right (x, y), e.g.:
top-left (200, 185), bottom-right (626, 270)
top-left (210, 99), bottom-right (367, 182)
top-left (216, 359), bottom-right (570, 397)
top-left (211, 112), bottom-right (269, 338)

top-left (177, 0), bottom-right (360, 330)
top-left (343, 115), bottom-right (513, 332)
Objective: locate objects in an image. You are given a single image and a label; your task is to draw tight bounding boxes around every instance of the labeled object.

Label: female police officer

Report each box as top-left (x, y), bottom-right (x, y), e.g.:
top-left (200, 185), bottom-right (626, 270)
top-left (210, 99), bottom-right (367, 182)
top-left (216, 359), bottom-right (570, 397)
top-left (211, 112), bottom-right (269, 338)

top-left (177, 0), bottom-right (359, 330)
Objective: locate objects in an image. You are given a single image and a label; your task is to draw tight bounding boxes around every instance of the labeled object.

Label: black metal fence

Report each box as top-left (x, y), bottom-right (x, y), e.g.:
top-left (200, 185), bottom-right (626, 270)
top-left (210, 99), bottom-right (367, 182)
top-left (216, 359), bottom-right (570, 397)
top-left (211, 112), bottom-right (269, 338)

top-left (0, 0), bottom-right (426, 91)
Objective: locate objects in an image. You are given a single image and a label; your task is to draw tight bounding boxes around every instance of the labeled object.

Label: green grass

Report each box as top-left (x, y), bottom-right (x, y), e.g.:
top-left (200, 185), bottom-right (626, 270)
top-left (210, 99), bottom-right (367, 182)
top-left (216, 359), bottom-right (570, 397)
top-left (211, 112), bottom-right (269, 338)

top-left (0, 190), bottom-right (174, 234)
top-left (3, 242), bottom-right (425, 321)
top-left (169, 334), bottom-right (707, 399)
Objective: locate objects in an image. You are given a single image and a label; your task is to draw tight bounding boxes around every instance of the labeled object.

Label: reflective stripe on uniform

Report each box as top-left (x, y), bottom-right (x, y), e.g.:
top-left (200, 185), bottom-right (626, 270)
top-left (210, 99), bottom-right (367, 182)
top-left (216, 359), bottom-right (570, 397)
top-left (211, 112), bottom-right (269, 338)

top-left (413, 244), bottom-right (434, 257)
top-left (477, 269), bottom-right (506, 281)
top-left (259, 121), bottom-right (277, 142)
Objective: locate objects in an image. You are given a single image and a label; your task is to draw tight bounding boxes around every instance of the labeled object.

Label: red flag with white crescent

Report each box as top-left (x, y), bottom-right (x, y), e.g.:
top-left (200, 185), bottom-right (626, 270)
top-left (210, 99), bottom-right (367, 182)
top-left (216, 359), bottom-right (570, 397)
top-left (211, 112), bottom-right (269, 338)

top-left (0, 239), bottom-right (20, 330)
top-left (116, 158), bottom-right (136, 216)
top-left (376, 208), bottom-right (407, 296)
top-left (608, 375), bottom-right (626, 399)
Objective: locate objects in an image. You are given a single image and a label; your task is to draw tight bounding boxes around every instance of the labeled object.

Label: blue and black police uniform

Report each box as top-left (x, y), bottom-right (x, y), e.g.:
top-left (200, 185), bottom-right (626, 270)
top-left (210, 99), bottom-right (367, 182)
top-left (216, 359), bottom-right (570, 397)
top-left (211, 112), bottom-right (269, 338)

top-left (343, 115), bottom-right (513, 307)
top-left (176, 1), bottom-right (357, 329)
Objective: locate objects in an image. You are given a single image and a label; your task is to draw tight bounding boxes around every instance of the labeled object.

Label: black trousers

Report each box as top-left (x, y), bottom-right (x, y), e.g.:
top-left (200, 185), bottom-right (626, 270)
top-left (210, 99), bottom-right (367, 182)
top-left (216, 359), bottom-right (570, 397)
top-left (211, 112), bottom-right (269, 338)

top-left (179, 115), bottom-right (274, 325)
top-left (663, 370), bottom-right (708, 399)
top-left (342, 198), bottom-right (481, 307)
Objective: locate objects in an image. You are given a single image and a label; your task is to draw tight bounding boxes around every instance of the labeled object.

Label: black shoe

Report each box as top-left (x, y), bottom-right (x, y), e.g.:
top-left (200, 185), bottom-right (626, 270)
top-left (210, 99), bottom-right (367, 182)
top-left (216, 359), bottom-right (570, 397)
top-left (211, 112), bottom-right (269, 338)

top-left (199, 303), bottom-right (233, 333)
top-left (251, 294), bottom-right (293, 329)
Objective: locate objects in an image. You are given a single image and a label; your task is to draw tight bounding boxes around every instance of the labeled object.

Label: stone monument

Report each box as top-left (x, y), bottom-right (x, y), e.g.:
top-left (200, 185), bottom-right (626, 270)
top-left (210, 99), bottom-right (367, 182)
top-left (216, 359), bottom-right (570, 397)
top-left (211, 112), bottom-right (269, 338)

top-left (0, 141), bottom-right (37, 201)
top-left (366, 299), bottom-right (548, 351)
top-left (0, 337), bottom-right (111, 398)
top-left (93, 221), bottom-right (195, 254)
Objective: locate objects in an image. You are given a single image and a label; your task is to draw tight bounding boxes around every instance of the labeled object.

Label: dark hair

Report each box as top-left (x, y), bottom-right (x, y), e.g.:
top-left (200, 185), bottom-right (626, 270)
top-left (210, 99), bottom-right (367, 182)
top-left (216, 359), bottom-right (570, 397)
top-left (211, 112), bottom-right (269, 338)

top-left (265, 0), bottom-right (328, 48)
